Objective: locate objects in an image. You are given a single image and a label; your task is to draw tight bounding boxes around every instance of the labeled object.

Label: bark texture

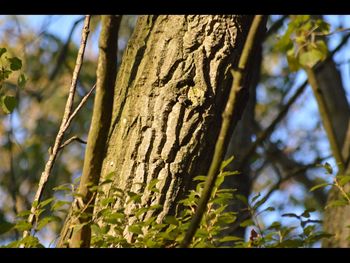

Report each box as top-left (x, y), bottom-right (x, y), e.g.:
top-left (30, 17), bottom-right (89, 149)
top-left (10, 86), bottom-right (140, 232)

top-left (319, 59), bottom-right (350, 247)
top-left (97, 15), bottom-right (254, 230)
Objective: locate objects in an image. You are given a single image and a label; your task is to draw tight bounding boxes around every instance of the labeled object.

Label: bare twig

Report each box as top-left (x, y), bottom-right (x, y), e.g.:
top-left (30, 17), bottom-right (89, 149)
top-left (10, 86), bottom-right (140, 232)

top-left (264, 15), bottom-right (288, 40)
top-left (50, 16), bottom-right (86, 80)
top-left (59, 136), bottom-right (87, 150)
top-left (22, 15), bottom-right (91, 243)
top-left (238, 33), bottom-right (350, 171)
top-left (65, 84), bottom-right (96, 128)
top-left (180, 15), bottom-right (268, 248)
top-left (239, 81), bottom-right (308, 171)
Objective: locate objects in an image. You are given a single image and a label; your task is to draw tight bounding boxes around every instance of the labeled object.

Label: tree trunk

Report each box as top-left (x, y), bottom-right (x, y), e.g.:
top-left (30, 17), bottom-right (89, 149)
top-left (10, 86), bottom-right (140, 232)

top-left (318, 58), bottom-right (350, 247)
top-left (91, 15), bottom-right (255, 239)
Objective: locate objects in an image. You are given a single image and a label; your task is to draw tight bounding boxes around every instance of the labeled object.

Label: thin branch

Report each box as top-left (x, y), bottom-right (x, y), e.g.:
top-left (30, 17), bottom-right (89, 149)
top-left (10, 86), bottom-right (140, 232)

top-left (264, 15), bottom-right (288, 40)
top-left (230, 158), bottom-right (324, 235)
top-left (65, 84), bottom-right (96, 128)
top-left (238, 32), bottom-right (350, 171)
top-left (239, 80), bottom-right (308, 171)
top-left (262, 139), bottom-right (329, 206)
top-left (22, 15), bottom-right (91, 243)
top-left (59, 136), bottom-right (87, 150)
top-left (49, 16), bottom-right (85, 80)
top-left (180, 15), bottom-right (268, 248)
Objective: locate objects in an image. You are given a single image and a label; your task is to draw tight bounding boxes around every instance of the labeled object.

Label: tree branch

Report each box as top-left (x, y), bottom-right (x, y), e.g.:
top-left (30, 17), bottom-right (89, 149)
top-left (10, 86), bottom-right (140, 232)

top-left (305, 67), bottom-right (344, 171)
top-left (21, 15), bottom-right (91, 244)
top-left (264, 15), bottom-right (288, 40)
top-left (49, 16), bottom-right (85, 80)
top-left (59, 136), bottom-right (87, 150)
top-left (238, 32), bottom-right (350, 171)
top-left (59, 15), bottom-right (122, 248)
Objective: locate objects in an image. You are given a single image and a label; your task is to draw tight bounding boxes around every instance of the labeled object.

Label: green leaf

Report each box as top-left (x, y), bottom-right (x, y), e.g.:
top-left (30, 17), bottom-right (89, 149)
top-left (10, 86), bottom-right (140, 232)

top-left (220, 170), bottom-right (240, 177)
top-left (145, 239), bottom-right (159, 248)
top-left (164, 216), bottom-right (178, 225)
top-left (219, 236), bottom-right (242, 243)
top-left (147, 178), bottom-right (160, 192)
top-left (277, 238), bottom-right (304, 248)
top-left (301, 210), bottom-right (310, 218)
top-left (20, 235), bottom-right (44, 248)
top-left (32, 200), bottom-right (39, 208)
top-left (14, 220), bottom-right (32, 231)
top-left (323, 162), bottom-right (333, 174)
top-left (38, 197), bottom-right (54, 208)
top-left (268, 221), bottom-right (281, 230)
top-left (251, 193), bottom-right (261, 203)
top-left (303, 224), bottom-right (315, 235)
top-left (261, 206), bottom-right (275, 213)
top-left (218, 214), bottom-right (236, 224)
top-left (299, 47), bottom-right (325, 68)
top-left (16, 210), bottom-right (32, 218)
top-left (240, 219), bottom-right (254, 227)
top-left (0, 48), bottom-right (7, 58)
top-left (193, 175), bottom-right (207, 182)
top-left (148, 204), bottom-right (163, 211)
top-left (126, 191), bottom-right (142, 203)
top-left (36, 216), bottom-right (60, 231)
top-left (91, 224), bottom-right (103, 236)
top-left (220, 156), bottom-right (234, 171)
top-left (17, 73), bottom-right (27, 88)
top-left (128, 225), bottom-right (143, 235)
top-left (214, 174), bottom-right (225, 188)
top-left (338, 175), bottom-right (350, 186)
top-left (101, 197), bottom-right (115, 207)
top-left (287, 48), bottom-right (300, 72)
top-left (253, 195), bottom-right (269, 210)
top-left (53, 184), bottom-right (72, 192)
top-left (7, 57), bottom-right (22, 71)
top-left (51, 200), bottom-right (70, 211)
top-left (0, 69), bottom-right (12, 81)
top-left (315, 20), bottom-right (330, 34)
top-left (310, 183), bottom-right (331, 192)
top-left (104, 212), bottom-right (125, 224)
top-left (1, 95), bottom-right (17, 114)
top-left (311, 232), bottom-right (333, 240)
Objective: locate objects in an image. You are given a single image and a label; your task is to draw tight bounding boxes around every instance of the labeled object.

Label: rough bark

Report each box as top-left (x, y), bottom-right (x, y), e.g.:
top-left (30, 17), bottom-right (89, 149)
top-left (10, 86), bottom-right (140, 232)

top-left (96, 15), bottom-right (254, 235)
top-left (318, 59), bottom-right (350, 247)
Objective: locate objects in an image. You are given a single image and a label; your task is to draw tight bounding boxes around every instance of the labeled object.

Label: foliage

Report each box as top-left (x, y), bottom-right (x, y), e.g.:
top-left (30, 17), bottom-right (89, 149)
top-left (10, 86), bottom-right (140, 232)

top-left (1, 157), bottom-right (334, 248)
top-left (275, 15), bottom-right (330, 71)
top-left (311, 163), bottom-right (350, 209)
top-left (0, 47), bottom-right (26, 114)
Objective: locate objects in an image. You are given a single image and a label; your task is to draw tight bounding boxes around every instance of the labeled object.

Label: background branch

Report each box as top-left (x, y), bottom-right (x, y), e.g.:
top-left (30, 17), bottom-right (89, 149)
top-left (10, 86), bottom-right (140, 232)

top-left (21, 15), bottom-right (91, 243)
